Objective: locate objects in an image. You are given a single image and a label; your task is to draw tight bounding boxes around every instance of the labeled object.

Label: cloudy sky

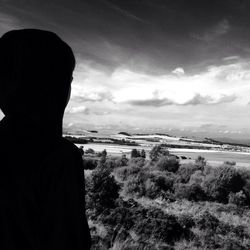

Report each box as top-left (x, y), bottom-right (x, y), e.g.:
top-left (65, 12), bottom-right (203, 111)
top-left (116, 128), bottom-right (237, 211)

top-left (1, 0), bottom-right (250, 138)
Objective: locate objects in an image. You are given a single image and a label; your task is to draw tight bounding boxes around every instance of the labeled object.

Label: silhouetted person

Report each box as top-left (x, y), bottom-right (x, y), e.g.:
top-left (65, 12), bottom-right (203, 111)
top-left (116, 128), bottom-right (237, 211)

top-left (0, 29), bottom-right (91, 249)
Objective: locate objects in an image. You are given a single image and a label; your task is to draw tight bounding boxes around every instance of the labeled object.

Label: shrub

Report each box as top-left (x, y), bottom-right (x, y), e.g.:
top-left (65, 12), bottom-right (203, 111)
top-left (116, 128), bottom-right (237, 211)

top-left (228, 191), bottom-right (247, 206)
top-left (99, 200), bottom-right (192, 246)
top-left (86, 167), bottom-right (120, 215)
top-left (123, 173), bottom-right (147, 198)
top-left (243, 180), bottom-right (250, 205)
top-left (156, 156), bottom-right (179, 173)
top-left (194, 156), bottom-right (206, 170)
top-left (141, 149), bottom-right (146, 158)
top-left (131, 148), bottom-right (141, 158)
top-left (189, 170), bottom-right (205, 185)
top-left (178, 214), bottom-right (195, 229)
top-left (144, 174), bottom-right (174, 199)
top-left (133, 208), bottom-right (188, 244)
top-left (177, 163), bottom-right (201, 183)
top-left (115, 165), bottom-right (142, 181)
top-left (175, 183), bottom-right (206, 202)
top-left (123, 168), bottom-right (175, 199)
top-left (153, 174), bottom-right (175, 192)
top-left (103, 158), bottom-right (118, 170)
top-left (83, 157), bottom-right (98, 170)
top-left (196, 211), bottom-right (219, 231)
top-left (114, 155), bottom-right (128, 168)
top-left (202, 165), bottom-right (244, 203)
top-left (128, 157), bottom-right (146, 168)
top-left (149, 145), bottom-right (170, 161)
top-left (224, 161), bottom-right (236, 166)
top-left (85, 148), bottom-right (95, 154)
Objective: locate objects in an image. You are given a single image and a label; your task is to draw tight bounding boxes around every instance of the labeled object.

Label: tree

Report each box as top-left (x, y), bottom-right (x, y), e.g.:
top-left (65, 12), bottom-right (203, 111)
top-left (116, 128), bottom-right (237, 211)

top-left (156, 156), bottom-right (179, 173)
top-left (99, 149), bottom-right (107, 165)
top-left (228, 190), bottom-right (247, 206)
top-left (101, 149), bottom-right (107, 158)
top-left (195, 156), bottom-right (206, 170)
top-left (115, 154), bottom-right (128, 168)
top-left (131, 148), bottom-right (141, 158)
top-left (86, 167), bottom-right (120, 214)
top-left (141, 149), bottom-right (146, 158)
top-left (175, 183), bottom-right (206, 202)
top-left (202, 165), bottom-right (244, 203)
top-left (149, 145), bottom-right (169, 161)
top-left (85, 148), bottom-right (95, 154)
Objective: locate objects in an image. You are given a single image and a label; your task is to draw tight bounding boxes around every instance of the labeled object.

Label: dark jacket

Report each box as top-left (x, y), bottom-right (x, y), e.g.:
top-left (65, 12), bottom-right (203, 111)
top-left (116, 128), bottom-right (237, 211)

top-left (0, 116), bottom-right (91, 250)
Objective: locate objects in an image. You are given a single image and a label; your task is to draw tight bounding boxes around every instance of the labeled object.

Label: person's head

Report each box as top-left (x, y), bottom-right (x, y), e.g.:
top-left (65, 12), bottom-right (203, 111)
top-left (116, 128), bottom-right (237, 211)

top-left (0, 29), bottom-right (75, 121)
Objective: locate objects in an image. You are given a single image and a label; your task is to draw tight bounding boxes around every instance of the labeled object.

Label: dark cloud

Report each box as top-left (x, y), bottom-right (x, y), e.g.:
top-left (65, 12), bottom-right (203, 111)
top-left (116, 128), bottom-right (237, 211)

top-left (128, 98), bottom-right (174, 107)
top-left (2, 0), bottom-right (250, 74)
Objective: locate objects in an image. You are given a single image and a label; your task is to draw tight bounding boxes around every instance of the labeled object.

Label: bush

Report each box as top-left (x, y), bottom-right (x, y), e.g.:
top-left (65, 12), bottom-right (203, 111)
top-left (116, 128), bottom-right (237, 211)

top-left (85, 148), bottom-right (95, 154)
top-left (131, 148), bottom-right (141, 158)
top-left (114, 155), bottom-right (128, 168)
top-left (83, 157), bottom-right (98, 170)
top-left (86, 167), bottom-right (120, 215)
top-left (175, 183), bottom-right (206, 202)
top-left (99, 200), bottom-right (192, 246)
top-left (128, 157), bottom-right (146, 168)
top-left (123, 173), bottom-right (147, 198)
top-left (141, 149), bottom-right (146, 158)
top-left (228, 191), bottom-right (247, 206)
top-left (202, 165), bottom-right (244, 203)
top-left (133, 207), bottom-right (188, 244)
top-left (103, 158), bottom-right (118, 170)
top-left (144, 175), bottom-right (174, 199)
top-left (189, 170), bottom-right (205, 185)
top-left (196, 211), bottom-right (219, 231)
top-left (115, 165), bottom-right (142, 181)
top-left (149, 145), bottom-right (170, 161)
top-left (153, 174), bottom-right (175, 192)
top-left (177, 163), bottom-right (201, 183)
top-left (156, 156), bottom-right (179, 173)
top-left (194, 156), bottom-right (206, 170)
top-left (123, 169), bottom-right (175, 199)
top-left (178, 214), bottom-right (195, 229)
top-left (224, 161), bottom-right (236, 166)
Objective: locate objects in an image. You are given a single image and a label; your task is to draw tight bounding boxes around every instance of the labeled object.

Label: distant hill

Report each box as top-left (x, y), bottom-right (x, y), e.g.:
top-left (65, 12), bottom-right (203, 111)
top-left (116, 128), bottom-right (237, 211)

top-left (118, 132), bottom-right (131, 136)
top-left (88, 130), bottom-right (98, 133)
top-left (211, 137), bottom-right (250, 147)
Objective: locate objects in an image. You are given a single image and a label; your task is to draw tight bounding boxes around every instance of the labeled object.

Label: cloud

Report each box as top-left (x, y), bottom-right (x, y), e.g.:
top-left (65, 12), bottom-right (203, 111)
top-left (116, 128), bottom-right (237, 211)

top-left (0, 13), bottom-right (20, 36)
top-left (127, 92), bottom-right (236, 107)
top-left (72, 90), bottom-right (114, 103)
top-left (193, 19), bottom-right (230, 42)
top-left (223, 56), bottom-right (240, 61)
top-left (93, 111), bottom-right (111, 115)
top-left (66, 105), bottom-right (111, 116)
top-left (182, 93), bottom-right (237, 105)
top-left (129, 98), bottom-right (173, 107)
top-left (101, 0), bottom-right (148, 24)
top-left (172, 67), bottom-right (185, 75)
top-left (68, 106), bottom-right (90, 114)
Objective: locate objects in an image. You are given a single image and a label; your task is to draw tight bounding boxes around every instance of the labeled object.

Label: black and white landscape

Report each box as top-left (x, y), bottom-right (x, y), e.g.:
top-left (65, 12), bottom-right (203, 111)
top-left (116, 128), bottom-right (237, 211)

top-left (2, 0), bottom-right (250, 249)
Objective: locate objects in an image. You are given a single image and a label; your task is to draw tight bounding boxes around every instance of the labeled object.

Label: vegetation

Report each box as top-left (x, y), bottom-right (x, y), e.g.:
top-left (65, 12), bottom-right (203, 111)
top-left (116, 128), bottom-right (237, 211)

top-left (84, 148), bottom-right (250, 249)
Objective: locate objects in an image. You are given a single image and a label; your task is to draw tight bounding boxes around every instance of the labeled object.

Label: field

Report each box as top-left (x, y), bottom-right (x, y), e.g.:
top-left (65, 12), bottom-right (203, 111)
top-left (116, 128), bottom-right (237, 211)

top-left (78, 143), bottom-right (250, 168)
top-left (83, 144), bottom-right (250, 250)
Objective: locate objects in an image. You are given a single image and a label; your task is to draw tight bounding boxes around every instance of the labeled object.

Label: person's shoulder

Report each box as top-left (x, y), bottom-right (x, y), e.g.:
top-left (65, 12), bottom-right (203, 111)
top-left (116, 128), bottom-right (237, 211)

top-left (42, 138), bottom-right (82, 167)
top-left (56, 138), bottom-right (82, 159)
